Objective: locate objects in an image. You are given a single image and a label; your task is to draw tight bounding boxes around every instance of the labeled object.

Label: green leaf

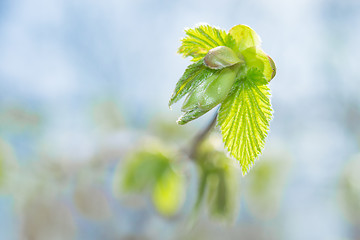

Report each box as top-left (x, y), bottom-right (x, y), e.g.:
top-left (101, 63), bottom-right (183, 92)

top-left (120, 151), bottom-right (170, 192)
top-left (169, 60), bottom-right (216, 107)
top-left (217, 69), bottom-right (273, 175)
top-left (152, 168), bottom-right (184, 216)
top-left (241, 47), bottom-right (275, 82)
top-left (178, 25), bottom-right (235, 62)
top-left (176, 107), bottom-right (209, 125)
top-left (206, 168), bottom-right (236, 221)
top-left (181, 65), bottom-right (238, 112)
top-left (229, 24), bottom-right (261, 52)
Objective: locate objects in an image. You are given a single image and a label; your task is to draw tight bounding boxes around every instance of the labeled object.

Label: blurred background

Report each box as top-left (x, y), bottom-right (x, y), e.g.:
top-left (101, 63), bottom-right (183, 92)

top-left (0, 0), bottom-right (360, 239)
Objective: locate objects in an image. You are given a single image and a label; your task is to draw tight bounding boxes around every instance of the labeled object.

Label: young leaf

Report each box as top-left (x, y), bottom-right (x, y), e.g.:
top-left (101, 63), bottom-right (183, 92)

top-left (192, 140), bottom-right (239, 222)
top-left (242, 47), bottom-right (275, 82)
top-left (177, 107), bottom-right (209, 125)
top-left (177, 65), bottom-right (240, 125)
top-left (229, 24), bottom-right (261, 52)
top-left (178, 25), bottom-right (235, 62)
top-left (169, 60), bottom-right (215, 107)
top-left (120, 151), bottom-right (170, 192)
top-left (217, 69), bottom-right (273, 175)
top-left (181, 65), bottom-right (238, 112)
top-left (152, 168), bottom-right (185, 216)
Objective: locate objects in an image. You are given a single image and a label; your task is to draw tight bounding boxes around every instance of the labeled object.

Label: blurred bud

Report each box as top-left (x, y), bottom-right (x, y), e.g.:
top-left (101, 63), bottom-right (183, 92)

top-left (152, 168), bottom-right (185, 217)
top-left (113, 142), bottom-right (185, 217)
top-left (193, 137), bottom-right (240, 222)
top-left (204, 46), bottom-right (242, 69)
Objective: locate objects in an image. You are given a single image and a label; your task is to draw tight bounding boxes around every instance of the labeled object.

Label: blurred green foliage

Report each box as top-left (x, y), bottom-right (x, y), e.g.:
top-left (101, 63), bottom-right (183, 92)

top-left (194, 136), bottom-right (239, 222)
top-left (115, 146), bottom-right (185, 217)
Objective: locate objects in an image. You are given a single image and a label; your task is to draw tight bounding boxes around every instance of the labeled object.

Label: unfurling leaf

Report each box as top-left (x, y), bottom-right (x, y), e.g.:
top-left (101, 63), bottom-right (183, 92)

top-left (178, 25), bottom-right (235, 62)
top-left (116, 147), bottom-right (185, 217)
top-left (152, 168), bottom-right (184, 216)
top-left (193, 139), bottom-right (239, 221)
top-left (170, 24), bottom-right (276, 174)
top-left (241, 47), bottom-right (275, 82)
top-left (218, 69), bottom-right (273, 175)
top-left (169, 60), bottom-right (216, 107)
top-left (177, 65), bottom-right (239, 125)
top-left (228, 24), bottom-right (261, 52)
top-left (120, 151), bottom-right (170, 192)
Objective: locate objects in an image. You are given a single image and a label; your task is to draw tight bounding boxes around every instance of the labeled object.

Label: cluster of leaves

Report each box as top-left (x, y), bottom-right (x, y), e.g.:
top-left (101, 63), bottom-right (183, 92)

top-left (115, 138), bottom-right (240, 221)
top-left (169, 24), bottom-right (276, 174)
top-left (193, 137), bottom-right (239, 222)
top-left (115, 146), bottom-right (185, 217)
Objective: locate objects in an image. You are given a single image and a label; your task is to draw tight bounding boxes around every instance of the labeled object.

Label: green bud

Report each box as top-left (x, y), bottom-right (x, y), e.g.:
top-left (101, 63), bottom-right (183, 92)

top-left (181, 75), bottom-right (212, 112)
top-left (181, 65), bottom-right (239, 113)
top-left (198, 65), bottom-right (238, 110)
top-left (204, 46), bottom-right (243, 69)
top-left (241, 47), bottom-right (274, 82)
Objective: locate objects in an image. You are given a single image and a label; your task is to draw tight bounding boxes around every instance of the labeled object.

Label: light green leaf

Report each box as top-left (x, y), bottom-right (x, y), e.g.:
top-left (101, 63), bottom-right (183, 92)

top-left (169, 60), bottom-right (216, 107)
top-left (178, 25), bottom-right (235, 62)
top-left (176, 107), bottom-right (209, 125)
top-left (217, 69), bottom-right (273, 175)
top-left (120, 151), bottom-right (170, 192)
top-left (152, 169), bottom-right (184, 216)
top-left (229, 24), bottom-right (261, 52)
top-left (181, 65), bottom-right (238, 112)
top-left (242, 47), bottom-right (275, 82)
top-left (193, 140), bottom-right (239, 222)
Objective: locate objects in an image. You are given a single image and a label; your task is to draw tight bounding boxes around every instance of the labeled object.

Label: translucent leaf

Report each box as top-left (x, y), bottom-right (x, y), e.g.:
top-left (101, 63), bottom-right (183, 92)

top-left (120, 151), bottom-right (170, 192)
top-left (169, 60), bottom-right (215, 107)
top-left (206, 167), bottom-right (237, 221)
top-left (192, 139), bottom-right (239, 222)
top-left (177, 65), bottom-right (239, 125)
top-left (241, 47), bottom-right (275, 82)
top-left (178, 25), bottom-right (235, 62)
top-left (177, 107), bottom-right (209, 125)
top-left (229, 24), bottom-right (261, 52)
top-left (217, 69), bottom-right (273, 175)
top-left (181, 66), bottom-right (238, 112)
top-left (152, 169), bottom-right (184, 216)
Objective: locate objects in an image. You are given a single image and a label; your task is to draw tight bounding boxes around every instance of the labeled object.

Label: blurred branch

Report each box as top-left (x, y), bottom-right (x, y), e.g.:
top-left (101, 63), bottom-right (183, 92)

top-left (188, 110), bottom-right (218, 160)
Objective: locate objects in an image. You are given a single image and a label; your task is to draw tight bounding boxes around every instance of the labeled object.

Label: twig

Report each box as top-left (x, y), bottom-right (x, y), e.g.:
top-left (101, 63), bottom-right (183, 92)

top-left (188, 110), bottom-right (218, 160)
